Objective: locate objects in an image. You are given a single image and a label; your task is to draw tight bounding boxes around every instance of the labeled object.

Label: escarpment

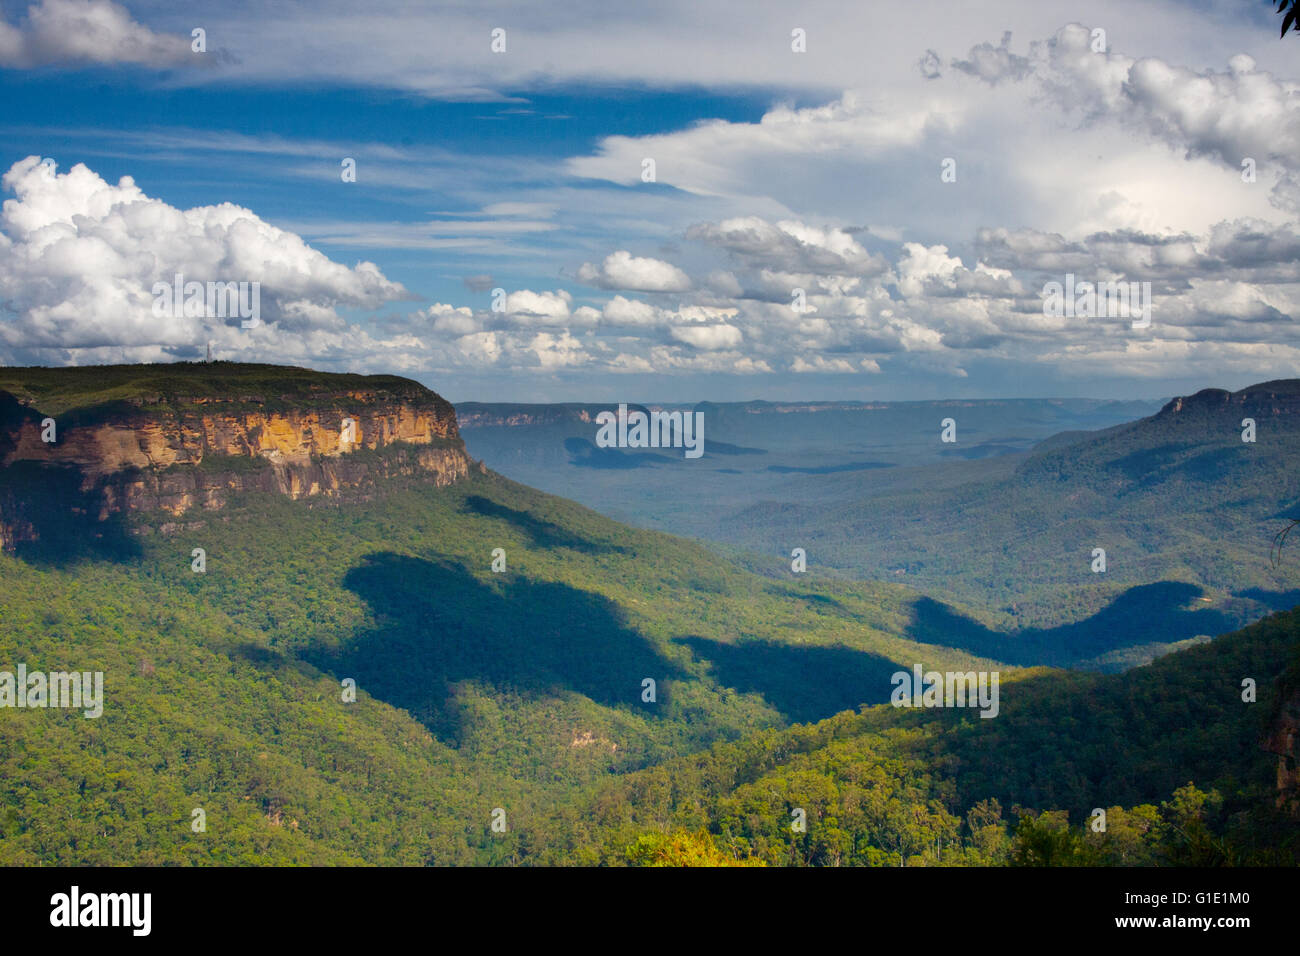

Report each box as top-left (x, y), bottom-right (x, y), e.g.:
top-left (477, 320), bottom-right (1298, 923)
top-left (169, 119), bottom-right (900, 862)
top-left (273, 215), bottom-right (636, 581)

top-left (1157, 380), bottom-right (1300, 420)
top-left (1265, 672), bottom-right (1300, 817)
top-left (0, 363), bottom-right (478, 549)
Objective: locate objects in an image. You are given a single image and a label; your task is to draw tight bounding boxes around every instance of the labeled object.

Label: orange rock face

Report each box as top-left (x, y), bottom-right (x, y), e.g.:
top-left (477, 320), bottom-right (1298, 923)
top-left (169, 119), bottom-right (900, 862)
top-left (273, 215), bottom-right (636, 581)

top-left (7, 393), bottom-right (460, 475)
top-left (1265, 680), bottom-right (1300, 817)
top-left (0, 388), bottom-right (473, 543)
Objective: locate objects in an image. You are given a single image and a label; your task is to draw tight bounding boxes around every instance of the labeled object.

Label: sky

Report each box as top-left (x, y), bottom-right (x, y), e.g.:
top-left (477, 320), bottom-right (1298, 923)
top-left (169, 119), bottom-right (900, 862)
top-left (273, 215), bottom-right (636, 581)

top-left (0, 0), bottom-right (1297, 403)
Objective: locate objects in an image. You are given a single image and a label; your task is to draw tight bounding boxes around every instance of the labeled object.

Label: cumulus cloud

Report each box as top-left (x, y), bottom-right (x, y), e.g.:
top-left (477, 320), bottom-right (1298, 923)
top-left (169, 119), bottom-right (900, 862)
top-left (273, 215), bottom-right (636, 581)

top-left (500, 288), bottom-right (572, 324)
top-left (896, 243), bottom-right (1022, 299)
top-left (951, 30), bottom-right (1032, 85)
top-left (570, 91), bottom-right (947, 199)
top-left (406, 208), bottom-right (1300, 385)
top-left (1205, 219), bottom-right (1300, 278)
top-left (600, 295), bottom-right (661, 328)
top-left (976, 220), bottom-right (1300, 285)
top-left (562, 20), bottom-right (1293, 247)
top-left (578, 289), bottom-right (749, 352)
top-left (687, 217), bottom-right (889, 276)
top-left (0, 156), bottom-right (407, 355)
top-left (949, 24), bottom-right (1300, 211)
top-left (703, 270), bottom-right (742, 296)
top-left (669, 323), bottom-right (742, 350)
top-left (289, 21), bottom-right (1300, 389)
top-left (0, 0), bottom-right (196, 68)
top-left (413, 288), bottom-right (604, 339)
top-left (1045, 29), bottom-right (1300, 176)
top-left (441, 328), bottom-right (592, 370)
top-left (576, 250), bottom-right (691, 292)
top-left (5, 15), bottom-right (1299, 394)
top-left (790, 355), bottom-right (866, 374)
top-left (598, 296), bottom-right (738, 331)
top-left (418, 303), bottom-right (478, 336)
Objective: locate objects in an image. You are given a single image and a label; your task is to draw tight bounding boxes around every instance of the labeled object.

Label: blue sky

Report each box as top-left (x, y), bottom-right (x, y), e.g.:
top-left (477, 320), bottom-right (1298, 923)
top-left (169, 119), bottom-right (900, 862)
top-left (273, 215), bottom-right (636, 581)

top-left (0, 78), bottom-right (771, 304)
top-left (0, 0), bottom-right (1297, 403)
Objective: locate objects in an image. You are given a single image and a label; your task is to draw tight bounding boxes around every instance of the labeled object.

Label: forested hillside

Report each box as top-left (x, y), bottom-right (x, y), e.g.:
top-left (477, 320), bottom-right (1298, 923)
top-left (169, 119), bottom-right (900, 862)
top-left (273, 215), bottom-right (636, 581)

top-left (717, 381), bottom-right (1300, 664)
top-left (0, 464), bottom-right (993, 864)
top-left (552, 605), bottom-right (1300, 866)
top-left (1, 365), bottom-right (1294, 867)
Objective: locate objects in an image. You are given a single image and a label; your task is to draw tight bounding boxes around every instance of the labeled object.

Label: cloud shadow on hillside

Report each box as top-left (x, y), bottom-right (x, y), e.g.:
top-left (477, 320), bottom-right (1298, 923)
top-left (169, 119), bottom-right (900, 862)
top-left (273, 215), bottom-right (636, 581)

top-left (0, 462), bottom-right (142, 566)
top-left (310, 552), bottom-right (681, 745)
top-left (462, 494), bottom-right (623, 553)
top-left (563, 436), bottom-right (669, 469)
top-left (676, 635), bottom-right (901, 723)
top-left (1239, 587), bottom-right (1300, 613)
top-left (905, 581), bottom-right (1233, 666)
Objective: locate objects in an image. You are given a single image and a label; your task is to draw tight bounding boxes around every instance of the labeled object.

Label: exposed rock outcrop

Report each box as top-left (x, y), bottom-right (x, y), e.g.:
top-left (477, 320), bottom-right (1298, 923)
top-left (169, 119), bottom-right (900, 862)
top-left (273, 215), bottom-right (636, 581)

top-left (0, 364), bottom-right (476, 548)
top-left (1158, 380), bottom-right (1300, 419)
top-left (1264, 674), bottom-right (1300, 817)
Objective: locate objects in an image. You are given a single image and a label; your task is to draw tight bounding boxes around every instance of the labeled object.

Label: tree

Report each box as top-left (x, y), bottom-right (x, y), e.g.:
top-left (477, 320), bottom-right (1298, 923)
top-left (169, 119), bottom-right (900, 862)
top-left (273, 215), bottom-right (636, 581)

top-left (1279, 1), bottom-right (1300, 37)
top-left (1271, 519), bottom-right (1298, 566)
top-left (625, 830), bottom-right (765, 867)
top-left (1010, 810), bottom-right (1092, 866)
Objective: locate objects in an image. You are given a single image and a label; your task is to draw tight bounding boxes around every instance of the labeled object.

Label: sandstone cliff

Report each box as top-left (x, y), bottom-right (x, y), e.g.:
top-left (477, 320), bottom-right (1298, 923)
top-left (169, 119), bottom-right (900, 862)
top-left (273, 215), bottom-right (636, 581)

top-left (1265, 671), bottom-right (1300, 817)
top-left (0, 363), bottom-right (477, 549)
top-left (1158, 380), bottom-right (1300, 420)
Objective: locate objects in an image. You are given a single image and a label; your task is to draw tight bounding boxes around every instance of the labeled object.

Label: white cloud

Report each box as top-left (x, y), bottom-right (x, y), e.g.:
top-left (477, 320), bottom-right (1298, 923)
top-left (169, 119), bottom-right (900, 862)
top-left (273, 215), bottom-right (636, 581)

top-left (0, 0), bottom-right (195, 68)
top-left (600, 295), bottom-right (661, 328)
top-left (502, 288), bottom-right (571, 323)
top-left (0, 156), bottom-right (408, 355)
top-left (6, 11), bottom-right (1300, 397)
top-left (951, 30), bottom-right (1033, 84)
top-left (576, 250), bottom-right (691, 292)
top-left (949, 23), bottom-right (1300, 214)
top-left (418, 303), bottom-right (478, 336)
top-left (555, 20), bottom-right (1294, 247)
top-left (479, 201), bottom-right (556, 218)
top-left (687, 216), bottom-right (889, 276)
top-left (80, 0), bottom-right (1284, 110)
top-left (669, 323), bottom-right (742, 350)
top-left (527, 331), bottom-right (588, 368)
top-left (791, 355), bottom-right (859, 373)
top-left (704, 270), bottom-right (742, 296)
top-left (895, 242), bottom-right (1023, 299)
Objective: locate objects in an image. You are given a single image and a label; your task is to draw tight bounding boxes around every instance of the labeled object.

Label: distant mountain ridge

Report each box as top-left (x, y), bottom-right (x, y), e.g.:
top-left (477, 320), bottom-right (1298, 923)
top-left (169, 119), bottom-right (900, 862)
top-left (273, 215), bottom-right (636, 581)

top-left (711, 377), bottom-right (1300, 658)
top-left (1017, 377), bottom-right (1300, 488)
top-left (459, 396), bottom-right (1165, 431)
top-left (1158, 379), bottom-right (1300, 417)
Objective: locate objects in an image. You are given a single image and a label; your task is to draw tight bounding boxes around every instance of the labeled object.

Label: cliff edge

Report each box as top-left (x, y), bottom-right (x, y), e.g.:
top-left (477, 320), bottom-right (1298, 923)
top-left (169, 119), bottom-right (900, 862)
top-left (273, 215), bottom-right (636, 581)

top-left (0, 362), bottom-right (476, 550)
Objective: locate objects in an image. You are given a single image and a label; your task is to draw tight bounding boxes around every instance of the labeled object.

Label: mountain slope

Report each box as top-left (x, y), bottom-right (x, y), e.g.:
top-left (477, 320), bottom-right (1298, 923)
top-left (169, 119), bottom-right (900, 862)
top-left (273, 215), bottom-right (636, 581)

top-left (1, 364), bottom-right (1293, 866)
top-left (717, 380), bottom-right (1300, 663)
top-left (0, 363), bottom-right (997, 864)
top-left (557, 603), bottom-right (1300, 866)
